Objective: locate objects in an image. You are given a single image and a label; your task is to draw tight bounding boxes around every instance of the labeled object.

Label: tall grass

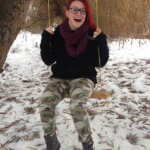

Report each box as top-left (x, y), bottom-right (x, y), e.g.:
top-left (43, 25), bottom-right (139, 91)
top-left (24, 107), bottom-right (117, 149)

top-left (25, 0), bottom-right (150, 39)
top-left (90, 0), bottom-right (150, 39)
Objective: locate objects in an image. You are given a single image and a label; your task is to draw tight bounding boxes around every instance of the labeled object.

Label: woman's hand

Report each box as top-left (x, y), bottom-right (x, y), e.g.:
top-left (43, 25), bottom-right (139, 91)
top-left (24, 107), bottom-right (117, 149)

top-left (93, 26), bottom-right (102, 38)
top-left (45, 26), bottom-right (54, 34)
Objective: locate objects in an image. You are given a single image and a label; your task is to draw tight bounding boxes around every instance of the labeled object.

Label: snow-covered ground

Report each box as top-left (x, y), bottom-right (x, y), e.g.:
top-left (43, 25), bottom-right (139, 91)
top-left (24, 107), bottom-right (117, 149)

top-left (0, 31), bottom-right (150, 150)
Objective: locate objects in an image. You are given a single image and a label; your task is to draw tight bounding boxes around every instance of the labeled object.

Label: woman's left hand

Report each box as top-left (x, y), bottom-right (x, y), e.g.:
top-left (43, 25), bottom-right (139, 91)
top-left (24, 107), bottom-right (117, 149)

top-left (93, 26), bottom-right (102, 38)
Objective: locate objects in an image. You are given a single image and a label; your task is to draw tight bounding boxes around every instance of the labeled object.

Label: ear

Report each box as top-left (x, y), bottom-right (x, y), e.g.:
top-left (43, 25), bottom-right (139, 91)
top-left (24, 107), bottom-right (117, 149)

top-left (66, 10), bottom-right (69, 18)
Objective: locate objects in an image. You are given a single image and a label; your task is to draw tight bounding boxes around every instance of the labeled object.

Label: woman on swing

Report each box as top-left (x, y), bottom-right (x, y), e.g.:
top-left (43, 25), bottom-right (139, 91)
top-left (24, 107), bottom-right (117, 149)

top-left (39, 0), bottom-right (109, 149)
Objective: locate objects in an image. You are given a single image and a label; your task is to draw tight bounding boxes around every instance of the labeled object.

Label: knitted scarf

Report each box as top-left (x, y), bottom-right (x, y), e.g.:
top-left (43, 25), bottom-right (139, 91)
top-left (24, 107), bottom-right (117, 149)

top-left (60, 18), bottom-right (89, 57)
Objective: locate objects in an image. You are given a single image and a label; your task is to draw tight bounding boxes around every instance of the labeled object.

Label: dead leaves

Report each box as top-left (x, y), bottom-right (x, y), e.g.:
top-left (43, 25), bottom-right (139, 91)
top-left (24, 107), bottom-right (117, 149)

top-left (144, 133), bottom-right (150, 139)
top-left (0, 96), bottom-right (3, 99)
top-left (24, 107), bottom-right (36, 114)
top-left (86, 107), bottom-right (98, 116)
top-left (24, 131), bottom-right (40, 141)
top-left (5, 97), bottom-right (17, 102)
top-left (0, 120), bottom-right (20, 133)
top-left (117, 114), bottom-right (125, 119)
top-left (146, 60), bottom-right (150, 64)
top-left (0, 105), bottom-right (13, 115)
top-left (126, 133), bottom-right (138, 144)
top-left (22, 80), bottom-right (33, 83)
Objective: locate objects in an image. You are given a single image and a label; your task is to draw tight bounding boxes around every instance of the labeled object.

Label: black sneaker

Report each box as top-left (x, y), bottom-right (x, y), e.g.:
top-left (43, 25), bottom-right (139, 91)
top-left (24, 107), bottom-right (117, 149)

top-left (44, 133), bottom-right (60, 150)
top-left (82, 141), bottom-right (93, 150)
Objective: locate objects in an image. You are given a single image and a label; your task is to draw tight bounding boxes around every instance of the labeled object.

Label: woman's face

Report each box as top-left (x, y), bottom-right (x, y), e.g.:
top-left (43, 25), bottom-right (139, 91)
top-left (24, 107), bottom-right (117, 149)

top-left (66, 1), bottom-right (87, 30)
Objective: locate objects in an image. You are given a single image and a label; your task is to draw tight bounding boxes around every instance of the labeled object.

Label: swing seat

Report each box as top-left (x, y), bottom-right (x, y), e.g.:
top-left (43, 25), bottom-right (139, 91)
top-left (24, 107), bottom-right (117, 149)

top-left (66, 90), bottom-right (110, 99)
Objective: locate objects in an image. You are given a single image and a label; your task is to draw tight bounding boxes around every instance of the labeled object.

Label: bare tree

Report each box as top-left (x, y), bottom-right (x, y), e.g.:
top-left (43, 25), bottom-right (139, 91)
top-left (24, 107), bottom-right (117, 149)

top-left (0, 0), bottom-right (29, 72)
top-left (0, 0), bottom-right (68, 72)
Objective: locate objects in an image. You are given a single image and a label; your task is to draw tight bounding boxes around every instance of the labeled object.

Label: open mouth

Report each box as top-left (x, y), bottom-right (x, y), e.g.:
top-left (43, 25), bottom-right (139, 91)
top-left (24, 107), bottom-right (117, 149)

top-left (74, 18), bottom-right (82, 22)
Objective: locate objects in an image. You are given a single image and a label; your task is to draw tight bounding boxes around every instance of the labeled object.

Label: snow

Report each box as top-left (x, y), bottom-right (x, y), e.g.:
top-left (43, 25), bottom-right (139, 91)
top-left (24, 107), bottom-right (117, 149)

top-left (0, 30), bottom-right (150, 150)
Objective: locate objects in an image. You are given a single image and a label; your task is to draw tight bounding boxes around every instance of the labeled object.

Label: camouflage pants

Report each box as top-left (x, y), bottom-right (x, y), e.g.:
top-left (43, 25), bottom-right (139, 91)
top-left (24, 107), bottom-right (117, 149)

top-left (39, 78), bottom-right (94, 143)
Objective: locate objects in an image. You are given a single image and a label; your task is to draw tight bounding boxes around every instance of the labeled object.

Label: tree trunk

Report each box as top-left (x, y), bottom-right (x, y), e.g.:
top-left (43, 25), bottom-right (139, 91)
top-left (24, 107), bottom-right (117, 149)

top-left (0, 0), bottom-right (29, 73)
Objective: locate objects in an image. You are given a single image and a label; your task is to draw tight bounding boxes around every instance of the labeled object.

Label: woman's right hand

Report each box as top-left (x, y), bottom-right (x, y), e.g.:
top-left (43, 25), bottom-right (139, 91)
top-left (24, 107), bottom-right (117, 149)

top-left (45, 26), bottom-right (54, 34)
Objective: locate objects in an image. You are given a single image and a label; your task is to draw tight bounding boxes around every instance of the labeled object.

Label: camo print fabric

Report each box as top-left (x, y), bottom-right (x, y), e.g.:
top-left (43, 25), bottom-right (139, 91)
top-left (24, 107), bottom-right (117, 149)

top-left (39, 78), bottom-right (94, 143)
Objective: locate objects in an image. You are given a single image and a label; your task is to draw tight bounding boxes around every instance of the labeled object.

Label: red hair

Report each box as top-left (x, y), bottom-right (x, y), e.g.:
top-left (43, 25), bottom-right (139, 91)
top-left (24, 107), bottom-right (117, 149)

top-left (66, 0), bottom-right (97, 30)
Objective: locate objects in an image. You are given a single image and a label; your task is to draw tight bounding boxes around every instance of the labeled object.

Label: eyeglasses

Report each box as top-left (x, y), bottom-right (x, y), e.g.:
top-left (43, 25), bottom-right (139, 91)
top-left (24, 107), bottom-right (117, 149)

top-left (69, 7), bottom-right (87, 15)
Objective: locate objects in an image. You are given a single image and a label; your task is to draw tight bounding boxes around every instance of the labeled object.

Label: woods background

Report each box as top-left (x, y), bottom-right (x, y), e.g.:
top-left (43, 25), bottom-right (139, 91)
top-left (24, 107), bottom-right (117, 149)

top-left (0, 0), bottom-right (150, 72)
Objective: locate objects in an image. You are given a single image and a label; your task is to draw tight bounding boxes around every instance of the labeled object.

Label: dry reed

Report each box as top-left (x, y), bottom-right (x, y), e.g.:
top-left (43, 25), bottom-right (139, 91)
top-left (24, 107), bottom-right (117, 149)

top-left (24, 0), bottom-right (150, 39)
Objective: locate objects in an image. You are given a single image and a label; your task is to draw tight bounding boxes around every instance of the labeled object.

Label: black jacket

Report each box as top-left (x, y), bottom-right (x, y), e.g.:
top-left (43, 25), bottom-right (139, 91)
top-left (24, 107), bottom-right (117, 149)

top-left (40, 26), bottom-right (109, 84)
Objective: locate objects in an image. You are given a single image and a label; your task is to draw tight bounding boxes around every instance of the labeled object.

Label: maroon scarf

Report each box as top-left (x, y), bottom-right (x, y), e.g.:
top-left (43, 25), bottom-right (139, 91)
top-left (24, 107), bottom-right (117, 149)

top-left (60, 18), bottom-right (89, 57)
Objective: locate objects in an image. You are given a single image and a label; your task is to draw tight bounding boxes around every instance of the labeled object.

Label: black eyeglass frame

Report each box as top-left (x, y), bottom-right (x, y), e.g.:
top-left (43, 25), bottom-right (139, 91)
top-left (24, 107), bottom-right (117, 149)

top-left (69, 7), bottom-right (87, 15)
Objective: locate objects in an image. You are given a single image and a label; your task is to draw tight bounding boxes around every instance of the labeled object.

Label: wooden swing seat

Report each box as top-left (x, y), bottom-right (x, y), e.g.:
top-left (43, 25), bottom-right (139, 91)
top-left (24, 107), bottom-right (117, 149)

top-left (66, 90), bottom-right (110, 99)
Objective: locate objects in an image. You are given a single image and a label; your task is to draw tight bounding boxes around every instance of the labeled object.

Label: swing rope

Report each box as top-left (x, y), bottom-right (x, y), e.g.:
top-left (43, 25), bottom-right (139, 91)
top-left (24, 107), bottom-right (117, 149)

top-left (95, 0), bottom-right (109, 105)
top-left (48, 0), bottom-right (51, 26)
top-left (96, 0), bottom-right (103, 90)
